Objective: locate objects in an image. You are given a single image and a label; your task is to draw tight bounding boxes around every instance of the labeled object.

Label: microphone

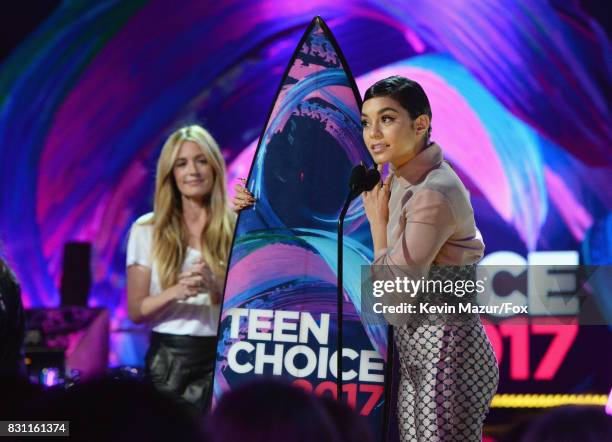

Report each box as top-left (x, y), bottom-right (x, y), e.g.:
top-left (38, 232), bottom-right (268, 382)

top-left (363, 167), bottom-right (381, 191)
top-left (349, 164), bottom-right (367, 189)
top-left (348, 164), bottom-right (381, 200)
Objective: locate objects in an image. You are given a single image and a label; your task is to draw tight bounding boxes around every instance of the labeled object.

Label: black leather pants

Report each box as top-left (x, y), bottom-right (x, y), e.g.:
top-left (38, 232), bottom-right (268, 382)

top-left (145, 332), bottom-right (217, 414)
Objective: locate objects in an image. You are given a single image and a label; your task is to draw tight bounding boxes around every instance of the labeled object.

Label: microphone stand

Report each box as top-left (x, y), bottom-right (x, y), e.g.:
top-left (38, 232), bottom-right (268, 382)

top-left (336, 191), bottom-right (354, 401)
top-left (336, 165), bottom-right (379, 401)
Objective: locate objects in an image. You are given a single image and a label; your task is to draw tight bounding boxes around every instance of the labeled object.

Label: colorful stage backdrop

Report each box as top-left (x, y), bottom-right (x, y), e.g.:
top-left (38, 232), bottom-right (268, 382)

top-left (0, 0), bottom-right (609, 410)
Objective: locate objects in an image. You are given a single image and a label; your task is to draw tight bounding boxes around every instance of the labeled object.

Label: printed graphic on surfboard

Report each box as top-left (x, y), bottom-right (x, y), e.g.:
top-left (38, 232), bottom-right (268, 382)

top-left (213, 16), bottom-right (389, 436)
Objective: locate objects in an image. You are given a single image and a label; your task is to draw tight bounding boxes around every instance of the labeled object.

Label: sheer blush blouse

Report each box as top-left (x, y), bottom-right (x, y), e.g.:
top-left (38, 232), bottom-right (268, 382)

top-left (373, 142), bottom-right (484, 281)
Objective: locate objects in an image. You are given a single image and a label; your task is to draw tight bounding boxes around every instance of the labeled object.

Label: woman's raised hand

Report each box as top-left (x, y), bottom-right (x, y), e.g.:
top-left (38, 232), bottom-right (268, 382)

top-left (361, 165), bottom-right (392, 228)
top-left (232, 178), bottom-right (255, 212)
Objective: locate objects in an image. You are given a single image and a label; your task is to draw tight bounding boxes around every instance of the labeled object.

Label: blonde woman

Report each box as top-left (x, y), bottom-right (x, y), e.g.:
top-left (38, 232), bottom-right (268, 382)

top-left (126, 125), bottom-right (235, 412)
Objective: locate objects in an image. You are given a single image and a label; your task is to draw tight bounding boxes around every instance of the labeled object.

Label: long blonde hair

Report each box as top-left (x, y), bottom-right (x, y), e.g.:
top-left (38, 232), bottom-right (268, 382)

top-left (147, 125), bottom-right (235, 289)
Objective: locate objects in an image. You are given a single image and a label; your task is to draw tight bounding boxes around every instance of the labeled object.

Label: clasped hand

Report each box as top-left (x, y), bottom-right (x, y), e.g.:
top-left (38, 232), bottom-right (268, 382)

top-left (172, 259), bottom-right (220, 303)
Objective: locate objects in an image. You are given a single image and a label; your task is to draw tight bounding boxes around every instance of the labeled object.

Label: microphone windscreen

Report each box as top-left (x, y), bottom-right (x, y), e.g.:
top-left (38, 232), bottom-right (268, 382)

top-left (349, 164), bottom-right (366, 188)
top-left (363, 168), bottom-right (381, 191)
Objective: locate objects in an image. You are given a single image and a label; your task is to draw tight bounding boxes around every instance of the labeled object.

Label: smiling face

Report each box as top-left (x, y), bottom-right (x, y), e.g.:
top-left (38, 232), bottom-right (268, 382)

top-left (361, 96), bottom-right (429, 168)
top-left (172, 140), bottom-right (214, 201)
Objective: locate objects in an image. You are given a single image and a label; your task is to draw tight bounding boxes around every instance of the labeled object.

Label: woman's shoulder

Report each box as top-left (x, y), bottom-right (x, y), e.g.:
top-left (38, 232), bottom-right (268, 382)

top-left (420, 162), bottom-right (471, 208)
top-left (126, 213), bottom-right (154, 264)
top-left (133, 212), bottom-right (154, 226)
top-left (129, 212), bottom-right (154, 237)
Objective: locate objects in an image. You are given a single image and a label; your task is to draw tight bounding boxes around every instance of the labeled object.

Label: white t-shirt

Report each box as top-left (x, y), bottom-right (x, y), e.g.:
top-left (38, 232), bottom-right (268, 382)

top-left (126, 213), bottom-right (220, 336)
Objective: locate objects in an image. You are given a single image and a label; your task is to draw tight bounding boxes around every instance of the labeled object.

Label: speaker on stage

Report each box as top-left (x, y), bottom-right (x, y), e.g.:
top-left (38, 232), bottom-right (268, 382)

top-left (60, 242), bottom-right (92, 307)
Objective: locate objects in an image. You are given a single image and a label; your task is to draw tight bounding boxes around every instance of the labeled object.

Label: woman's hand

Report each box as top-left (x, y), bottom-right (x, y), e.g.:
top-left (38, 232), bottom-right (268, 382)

top-left (169, 268), bottom-right (204, 301)
top-left (174, 260), bottom-right (223, 304)
top-left (193, 260), bottom-right (224, 304)
top-left (362, 167), bottom-right (392, 255)
top-left (232, 178), bottom-right (255, 212)
top-left (361, 167), bottom-right (392, 228)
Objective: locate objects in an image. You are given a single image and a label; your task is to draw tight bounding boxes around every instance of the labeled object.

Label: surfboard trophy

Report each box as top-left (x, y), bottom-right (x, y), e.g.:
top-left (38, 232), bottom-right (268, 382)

top-left (213, 16), bottom-right (390, 439)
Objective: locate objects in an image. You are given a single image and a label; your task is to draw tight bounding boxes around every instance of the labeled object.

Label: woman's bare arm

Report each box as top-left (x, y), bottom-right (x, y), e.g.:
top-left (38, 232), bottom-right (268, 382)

top-left (127, 264), bottom-right (197, 323)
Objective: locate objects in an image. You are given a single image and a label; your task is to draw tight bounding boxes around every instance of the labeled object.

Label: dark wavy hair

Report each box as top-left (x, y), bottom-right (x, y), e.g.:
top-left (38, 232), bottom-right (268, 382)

top-left (363, 75), bottom-right (432, 143)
